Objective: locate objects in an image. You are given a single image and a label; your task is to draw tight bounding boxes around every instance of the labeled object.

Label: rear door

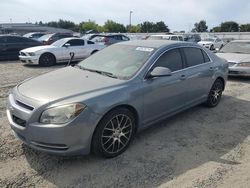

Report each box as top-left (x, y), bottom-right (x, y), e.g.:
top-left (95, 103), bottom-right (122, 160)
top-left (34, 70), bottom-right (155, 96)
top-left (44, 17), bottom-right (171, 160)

top-left (181, 47), bottom-right (214, 104)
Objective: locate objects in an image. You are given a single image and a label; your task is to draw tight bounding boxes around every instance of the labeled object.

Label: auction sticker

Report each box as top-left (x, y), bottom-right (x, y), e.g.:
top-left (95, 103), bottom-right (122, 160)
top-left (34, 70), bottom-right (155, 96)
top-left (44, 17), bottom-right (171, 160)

top-left (136, 47), bottom-right (154, 52)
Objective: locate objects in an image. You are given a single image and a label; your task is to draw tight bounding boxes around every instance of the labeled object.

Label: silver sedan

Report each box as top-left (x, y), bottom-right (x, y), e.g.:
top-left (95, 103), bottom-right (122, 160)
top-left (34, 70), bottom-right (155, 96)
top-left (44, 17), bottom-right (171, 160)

top-left (7, 40), bottom-right (228, 158)
top-left (217, 40), bottom-right (250, 76)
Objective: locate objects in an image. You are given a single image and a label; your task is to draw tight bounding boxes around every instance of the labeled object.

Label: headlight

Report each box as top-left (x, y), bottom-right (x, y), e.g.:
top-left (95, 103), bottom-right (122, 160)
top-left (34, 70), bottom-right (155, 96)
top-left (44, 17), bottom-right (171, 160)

top-left (28, 52), bottom-right (36, 56)
top-left (236, 62), bottom-right (250, 67)
top-left (40, 103), bottom-right (86, 124)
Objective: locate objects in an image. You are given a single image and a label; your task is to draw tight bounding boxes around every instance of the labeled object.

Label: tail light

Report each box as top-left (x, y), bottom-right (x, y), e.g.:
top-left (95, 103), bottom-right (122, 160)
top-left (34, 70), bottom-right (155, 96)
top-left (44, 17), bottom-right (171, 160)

top-left (102, 37), bottom-right (109, 45)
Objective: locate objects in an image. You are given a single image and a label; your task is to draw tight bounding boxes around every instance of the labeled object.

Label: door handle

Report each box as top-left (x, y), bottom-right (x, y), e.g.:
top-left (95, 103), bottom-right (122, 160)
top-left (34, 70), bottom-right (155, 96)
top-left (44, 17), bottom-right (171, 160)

top-left (180, 74), bottom-right (186, 80)
top-left (209, 67), bottom-right (214, 71)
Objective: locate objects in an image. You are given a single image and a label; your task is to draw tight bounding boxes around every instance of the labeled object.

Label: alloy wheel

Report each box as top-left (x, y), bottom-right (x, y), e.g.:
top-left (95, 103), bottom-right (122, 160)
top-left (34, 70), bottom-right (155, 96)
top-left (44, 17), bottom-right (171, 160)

top-left (101, 114), bottom-right (132, 154)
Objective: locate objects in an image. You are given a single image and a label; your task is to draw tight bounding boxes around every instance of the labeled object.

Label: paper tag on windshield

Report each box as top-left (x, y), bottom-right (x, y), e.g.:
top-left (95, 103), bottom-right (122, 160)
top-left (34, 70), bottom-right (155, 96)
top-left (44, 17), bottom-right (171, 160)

top-left (136, 47), bottom-right (154, 52)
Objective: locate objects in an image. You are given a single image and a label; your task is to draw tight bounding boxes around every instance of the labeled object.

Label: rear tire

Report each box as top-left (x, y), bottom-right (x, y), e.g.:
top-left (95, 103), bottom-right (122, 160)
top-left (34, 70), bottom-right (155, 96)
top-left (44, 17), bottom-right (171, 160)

top-left (39, 53), bottom-right (56, 67)
top-left (92, 108), bottom-right (136, 158)
top-left (205, 79), bottom-right (224, 107)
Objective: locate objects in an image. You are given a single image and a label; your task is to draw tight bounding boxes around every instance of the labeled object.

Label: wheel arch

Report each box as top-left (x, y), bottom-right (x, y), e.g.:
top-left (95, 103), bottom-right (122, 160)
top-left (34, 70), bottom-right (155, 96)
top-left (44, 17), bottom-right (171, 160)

top-left (91, 49), bottom-right (99, 55)
top-left (216, 76), bottom-right (225, 90)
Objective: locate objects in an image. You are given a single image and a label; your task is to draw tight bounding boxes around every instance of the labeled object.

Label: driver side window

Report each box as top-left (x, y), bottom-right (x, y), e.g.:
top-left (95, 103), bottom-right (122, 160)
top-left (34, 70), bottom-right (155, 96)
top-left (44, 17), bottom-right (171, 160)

top-left (67, 39), bottom-right (85, 46)
top-left (153, 49), bottom-right (183, 72)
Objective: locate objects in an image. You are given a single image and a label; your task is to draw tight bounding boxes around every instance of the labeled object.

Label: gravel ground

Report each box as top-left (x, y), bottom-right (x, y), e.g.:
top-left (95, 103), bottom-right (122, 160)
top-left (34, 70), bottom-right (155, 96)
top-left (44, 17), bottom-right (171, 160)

top-left (0, 61), bottom-right (250, 188)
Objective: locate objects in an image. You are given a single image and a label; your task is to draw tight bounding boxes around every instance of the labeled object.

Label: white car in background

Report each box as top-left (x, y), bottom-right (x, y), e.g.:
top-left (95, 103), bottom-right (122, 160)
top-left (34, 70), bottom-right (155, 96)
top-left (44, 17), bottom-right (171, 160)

top-left (216, 40), bottom-right (250, 76)
top-left (198, 37), bottom-right (225, 50)
top-left (19, 38), bottom-right (105, 66)
top-left (147, 34), bottom-right (184, 41)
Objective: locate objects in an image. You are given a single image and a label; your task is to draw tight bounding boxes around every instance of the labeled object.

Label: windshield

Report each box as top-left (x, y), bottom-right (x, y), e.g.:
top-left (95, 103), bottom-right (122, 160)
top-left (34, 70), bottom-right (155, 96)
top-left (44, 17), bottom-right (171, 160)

top-left (78, 44), bottom-right (155, 79)
top-left (51, 38), bottom-right (67, 47)
top-left (203, 38), bottom-right (215, 42)
top-left (38, 34), bottom-right (53, 41)
top-left (219, 42), bottom-right (250, 54)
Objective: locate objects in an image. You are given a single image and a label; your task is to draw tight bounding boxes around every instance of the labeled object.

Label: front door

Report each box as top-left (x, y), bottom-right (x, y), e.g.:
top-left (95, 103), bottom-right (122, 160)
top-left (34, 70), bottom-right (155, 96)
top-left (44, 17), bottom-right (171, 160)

top-left (142, 48), bottom-right (189, 125)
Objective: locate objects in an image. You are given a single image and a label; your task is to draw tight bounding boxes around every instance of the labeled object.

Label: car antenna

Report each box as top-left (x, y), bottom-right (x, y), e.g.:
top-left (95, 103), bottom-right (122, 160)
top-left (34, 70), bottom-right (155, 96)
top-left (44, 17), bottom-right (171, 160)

top-left (67, 52), bottom-right (75, 66)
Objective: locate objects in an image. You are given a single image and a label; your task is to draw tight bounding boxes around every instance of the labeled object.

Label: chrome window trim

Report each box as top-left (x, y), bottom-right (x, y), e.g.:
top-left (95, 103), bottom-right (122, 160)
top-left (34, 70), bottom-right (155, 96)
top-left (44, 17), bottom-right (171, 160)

top-left (144, 46), bottom-right (213, 80)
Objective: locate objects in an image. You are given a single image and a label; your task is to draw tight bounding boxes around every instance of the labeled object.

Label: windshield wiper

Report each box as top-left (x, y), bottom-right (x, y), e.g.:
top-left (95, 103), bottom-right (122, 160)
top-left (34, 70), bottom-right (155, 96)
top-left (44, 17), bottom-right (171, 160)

top-left (92, 70), bottom-right (118, 79)
top-left (74, 64), bottom-right (118, 79)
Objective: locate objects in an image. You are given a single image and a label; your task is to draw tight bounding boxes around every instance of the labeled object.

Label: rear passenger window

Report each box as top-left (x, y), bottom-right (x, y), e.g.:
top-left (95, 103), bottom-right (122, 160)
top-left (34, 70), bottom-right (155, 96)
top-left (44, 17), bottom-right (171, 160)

top-left (87, 40), bottom-right (95, 44)
top-left (202, 50), bottom-right (210, 62)
top-left (67, 39), bottom-right (85, 46)
top-left (154, 49), bottom-right (183, 72)
top-left (171, 36), bottom-right (178, 41)
top-left (183, 48), bottom-right (204, 67)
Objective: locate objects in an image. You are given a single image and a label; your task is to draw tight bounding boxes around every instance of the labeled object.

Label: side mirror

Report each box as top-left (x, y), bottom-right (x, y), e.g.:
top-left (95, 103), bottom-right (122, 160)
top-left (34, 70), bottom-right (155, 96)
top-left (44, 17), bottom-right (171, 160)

top-left (64, 43), bottom-right (70, 48)
top-left (147, 66), bottom-right (172, 79)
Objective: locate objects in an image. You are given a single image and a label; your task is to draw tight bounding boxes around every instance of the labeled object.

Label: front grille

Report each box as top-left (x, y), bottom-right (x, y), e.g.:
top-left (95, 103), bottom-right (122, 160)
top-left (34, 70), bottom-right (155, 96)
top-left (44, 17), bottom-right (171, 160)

top-left (15, 100), bottom-right (34, 111)
top-left (20, 52), bottom-right (26, 56)
top-left (13, 115), bottom-right (26, 127)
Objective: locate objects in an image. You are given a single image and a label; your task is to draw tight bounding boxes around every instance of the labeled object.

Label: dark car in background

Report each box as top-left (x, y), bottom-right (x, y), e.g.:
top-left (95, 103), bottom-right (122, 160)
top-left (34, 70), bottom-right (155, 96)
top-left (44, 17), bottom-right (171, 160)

top-left (38, 33), bottom-right (73, 45)
top-left (89, 34), bottom-right (130, 45)
top-left (0, 35), bottom-right (42, 60)
top-left (183, 34), bottom-right (201, 43)
top-left (23, 32), bottom-right (46, 40)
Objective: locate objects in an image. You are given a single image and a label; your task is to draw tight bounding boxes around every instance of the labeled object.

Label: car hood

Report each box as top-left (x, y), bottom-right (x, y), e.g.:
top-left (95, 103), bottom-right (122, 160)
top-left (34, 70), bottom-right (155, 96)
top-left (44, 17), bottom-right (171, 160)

top-left (21, 45), bottom-right (56, 53)
top-left (17, 66), bottom-right (125, 104)
top-left (198, 41), bottom-right (213, 45)
top-left (216, 52), bottom-right (250, 63)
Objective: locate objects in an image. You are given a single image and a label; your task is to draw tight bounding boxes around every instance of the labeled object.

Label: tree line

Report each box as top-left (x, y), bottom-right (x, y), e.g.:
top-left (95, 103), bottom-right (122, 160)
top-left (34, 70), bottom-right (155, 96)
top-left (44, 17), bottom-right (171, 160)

top-left (192, 20), bottom-right (250, 32)
top-left (36, 19), bottom-right (250, 33)
top-left (36, 19), bottom-right (169, 33)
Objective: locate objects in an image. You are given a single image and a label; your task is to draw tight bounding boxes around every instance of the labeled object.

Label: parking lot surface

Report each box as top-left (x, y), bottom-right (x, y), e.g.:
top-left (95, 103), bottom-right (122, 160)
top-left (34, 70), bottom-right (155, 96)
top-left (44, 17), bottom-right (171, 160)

top-left (0, 61), bottom-right (250, 188)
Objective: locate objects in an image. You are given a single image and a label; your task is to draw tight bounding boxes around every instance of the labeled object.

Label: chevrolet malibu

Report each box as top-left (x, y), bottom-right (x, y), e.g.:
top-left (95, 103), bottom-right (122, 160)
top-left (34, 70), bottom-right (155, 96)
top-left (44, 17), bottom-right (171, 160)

top-left (7, 40), bottom-right (228, 158)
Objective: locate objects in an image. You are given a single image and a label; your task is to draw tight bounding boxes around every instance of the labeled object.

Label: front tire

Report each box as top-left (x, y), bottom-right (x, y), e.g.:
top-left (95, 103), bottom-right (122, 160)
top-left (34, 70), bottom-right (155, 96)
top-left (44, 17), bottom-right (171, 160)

top-left (39, 53), bottom-right (56, 67)
top-left (205, 79), bottom-right (224, 107)
top-left (92, 108), bottom-right (136, 158)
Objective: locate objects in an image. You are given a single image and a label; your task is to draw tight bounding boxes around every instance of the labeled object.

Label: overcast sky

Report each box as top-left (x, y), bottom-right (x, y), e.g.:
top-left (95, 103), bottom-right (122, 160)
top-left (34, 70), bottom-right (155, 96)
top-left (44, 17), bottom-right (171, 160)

top-left (1, 0), bottom-right (250, 31)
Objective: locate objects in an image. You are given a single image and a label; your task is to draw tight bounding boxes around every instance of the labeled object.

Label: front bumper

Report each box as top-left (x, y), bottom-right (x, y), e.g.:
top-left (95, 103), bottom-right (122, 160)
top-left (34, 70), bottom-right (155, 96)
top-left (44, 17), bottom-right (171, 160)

top-left (228, 66), bottom-right (250, 76)
top-left (6, 94), bottom-right (101, 156)
top-left (19, 55), bottom-right (40, 64)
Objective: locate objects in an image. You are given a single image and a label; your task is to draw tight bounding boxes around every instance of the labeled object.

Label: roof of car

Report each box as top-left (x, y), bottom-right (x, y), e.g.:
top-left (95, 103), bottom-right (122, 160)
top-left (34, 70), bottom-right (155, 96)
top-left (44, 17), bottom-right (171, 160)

top-left (230, 40), bottom-right (250, 42)
top-left (150, 34), bottom-right (183, 37)
top-left (118, 40), bottom-right (195, 48)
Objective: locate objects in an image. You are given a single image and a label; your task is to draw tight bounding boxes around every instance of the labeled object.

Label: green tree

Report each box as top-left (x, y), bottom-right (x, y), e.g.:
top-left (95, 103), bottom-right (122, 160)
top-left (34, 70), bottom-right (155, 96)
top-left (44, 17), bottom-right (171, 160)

top-left (104, 20), bottom-right (126, 33)
top-left (211, 26), bottom-right (221, 32)
top-left (155, 21), bottom-right (169, 32)
top-left (192, 20), bottom-right (208, 32)
top-left (57, 19), bottom-right (76, 30)
top-left (240, 24), bottom-right (250, 32)
top-left (47, 21), bottom-right (58, 28)
top-left (127, 24), bottom-right (141, 33)
top-left (220, 21), bottom-right (239, 32)
top-left (80, 20), bottom-right (98, 32)
top-left (140, 21), bottom-right (155, 32)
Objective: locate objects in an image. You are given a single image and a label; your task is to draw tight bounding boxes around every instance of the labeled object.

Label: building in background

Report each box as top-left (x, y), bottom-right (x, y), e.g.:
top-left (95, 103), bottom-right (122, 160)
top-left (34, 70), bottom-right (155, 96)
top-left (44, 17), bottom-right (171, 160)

top-left (0, 23), bottom-right (74, 35)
